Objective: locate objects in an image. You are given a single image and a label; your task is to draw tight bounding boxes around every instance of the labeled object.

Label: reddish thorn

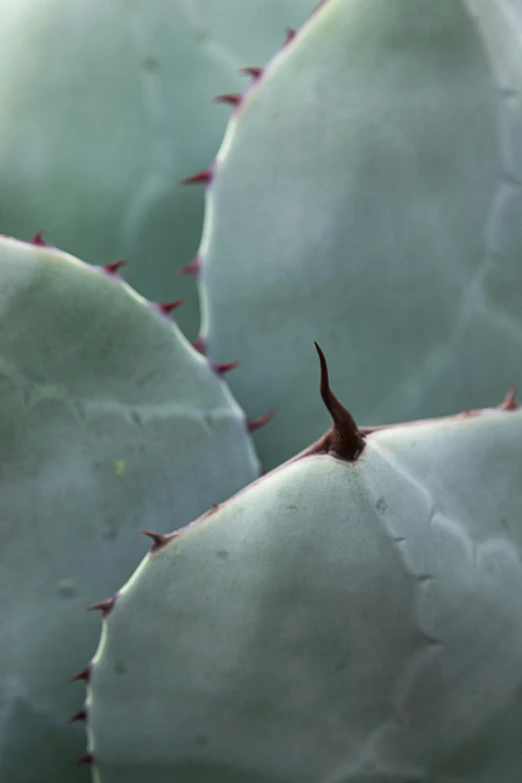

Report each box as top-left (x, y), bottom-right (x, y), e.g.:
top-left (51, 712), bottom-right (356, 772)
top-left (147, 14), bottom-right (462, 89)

top-left (86, 595), bottom-right (116, 619)
top-left (177, 257), bottom-right (201, 277)
top-left (211, 503), bottom-right (219, 510)
top-left (159, 299), bottom-right (183, 314)
top-left (248, 409), bottom-right (276, 432)
top-left (68, 666), bottom-right (91, 684)
top-left (214, 93), bottom-right (242, 107)
top-left (240, 66), bottom-right (263, 81)
top-left (178, 168), bottom-right (213, 187)
top-left (314, 342), bottom-right (365, 461)
top-left (76, 753), bottom-right (94, 767)
top-left (31, 230), bottom-right (48, 246)
top-left (103, 259), bottom-right (128, 274)
top-left (141, 529), bottom-right (171, 553)
top-left (500, 388), bottom-right (519, 410)
top-left (213, 361), bottom-right (240, 374)
top-left (69, 709), bottom-right (87, 724)
top-left (192, 336), bottom-right (207, 355)
top-left (285, 28), bottom-right (296, 44)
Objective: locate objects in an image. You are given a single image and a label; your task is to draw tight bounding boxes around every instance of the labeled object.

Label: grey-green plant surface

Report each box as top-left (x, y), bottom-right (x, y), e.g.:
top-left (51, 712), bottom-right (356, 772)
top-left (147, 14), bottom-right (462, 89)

top-left (1, 1), bottom-right (521, 782)
top-left (0, 235), bottom-right (260, 783)
top-left (82, 346), bottom-right (522, 783)
top-left (0, 0), bottom-right (316, 341)
top-left (193, 0), bottom-right (522, 469)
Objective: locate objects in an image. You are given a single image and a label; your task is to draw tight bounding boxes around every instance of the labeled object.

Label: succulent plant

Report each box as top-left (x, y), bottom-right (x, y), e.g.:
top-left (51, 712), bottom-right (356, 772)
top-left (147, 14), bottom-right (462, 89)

top-left (80, 344), bottom-right (522, 782)
top-left (0, 1), bottom-right (521, 782)
top-left (0, 235), bottom-right (261, 782)
top-left (187, 0), bottom-right (522, 469)
top-left (0, 0), bottom-right (316, 341)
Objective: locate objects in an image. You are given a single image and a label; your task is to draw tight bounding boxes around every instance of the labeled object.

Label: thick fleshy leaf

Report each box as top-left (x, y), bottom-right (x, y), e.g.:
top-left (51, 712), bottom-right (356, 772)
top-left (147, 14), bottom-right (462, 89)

top-left (85, 372), bottom-right (522, 782)
top-left (0, 0), bottom-right (316, 341)
top-left (196, 0), bottom-right (522, 468)
top-left (0, 235), bottom-right (259, 782)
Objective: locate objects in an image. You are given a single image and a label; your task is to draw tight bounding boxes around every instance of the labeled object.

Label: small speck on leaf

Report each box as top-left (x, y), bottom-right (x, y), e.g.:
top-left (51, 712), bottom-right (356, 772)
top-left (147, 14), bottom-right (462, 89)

top-left (376, 497), bottom-right (388, 513)
top-left (113, 460), bottom-right (126, 476)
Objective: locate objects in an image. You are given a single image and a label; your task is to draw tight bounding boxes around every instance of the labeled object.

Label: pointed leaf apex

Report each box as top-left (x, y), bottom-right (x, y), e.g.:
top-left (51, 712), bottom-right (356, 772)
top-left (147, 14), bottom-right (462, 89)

top-left (314, 342), bottom-right (365, 462)
top-left (178, 168), bottom-right (213, 187)
top-left (248, 409), bottom-right (276, 432)
top-left (177, 257), bottom-right (201, 277)
top-left (103, 259), bottom-right (128, 274)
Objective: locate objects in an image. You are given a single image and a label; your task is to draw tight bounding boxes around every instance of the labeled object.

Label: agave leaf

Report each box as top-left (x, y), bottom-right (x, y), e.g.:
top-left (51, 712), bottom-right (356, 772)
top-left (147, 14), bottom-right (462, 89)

top-left (0, 0), bottom-right (316, 341)
top-left (85, 348), bottom-right (522, 782)
top-left (0, 235), bottom-right (259, 782)
top-left (195, 0), bottom-right (522, 468)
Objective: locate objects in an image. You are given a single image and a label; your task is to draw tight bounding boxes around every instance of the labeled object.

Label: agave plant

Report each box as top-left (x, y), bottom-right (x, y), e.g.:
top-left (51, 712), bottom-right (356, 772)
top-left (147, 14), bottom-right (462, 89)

top-left (0, 0), bottom-right (316, 341)
top-left (0, 235), bottom-right (262, 783)
top-left (1, 1), bottom-right (522, 782)
top-left (82, 345), bottom-right (522, 783)
top-left (187, 0), bottom-right (522, 469)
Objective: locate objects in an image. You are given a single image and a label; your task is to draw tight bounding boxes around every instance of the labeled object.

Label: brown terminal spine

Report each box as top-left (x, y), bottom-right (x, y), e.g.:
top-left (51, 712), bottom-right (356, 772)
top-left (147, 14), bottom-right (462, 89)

top-left (314, 342), bottom-right (365, 461)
